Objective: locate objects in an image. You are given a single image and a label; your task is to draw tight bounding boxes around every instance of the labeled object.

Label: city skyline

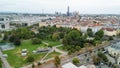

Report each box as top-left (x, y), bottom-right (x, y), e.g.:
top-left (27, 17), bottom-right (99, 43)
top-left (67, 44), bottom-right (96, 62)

top-left (0, 0), bottom-right (120, 14)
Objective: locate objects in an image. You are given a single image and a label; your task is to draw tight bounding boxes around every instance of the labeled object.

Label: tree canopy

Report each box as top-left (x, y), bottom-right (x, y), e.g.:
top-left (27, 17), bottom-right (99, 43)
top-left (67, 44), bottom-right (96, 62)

top-left (87, 28), bottom-right (93, 37)
top-left (72, 57), bottom-right (80, 65)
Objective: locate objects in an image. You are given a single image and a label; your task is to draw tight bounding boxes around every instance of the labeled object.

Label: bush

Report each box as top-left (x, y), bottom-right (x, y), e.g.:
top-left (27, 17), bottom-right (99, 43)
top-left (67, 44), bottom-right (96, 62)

top-left (72, 58), bottom-right (80, 65)
top-left (26, 56), bottom-right (34, 63)
top-left (54, 56), bottom-right (61, 67)
top-left (0, 34), bottom-right (1, 38)
top-left (32, 64), bottom-right (35, 68)
top-left (32, 38), bottom-right (41, 44)
top-left (37, 62), bottom-right (41, 66)
top-left (68, 51), bottom-right (72, 55)
top-left (0, 40), bottom-right (5, 43)
top-left (48, 45), bottom-right (53, 48)
top-left (92, 55), bottom-right (100, 65)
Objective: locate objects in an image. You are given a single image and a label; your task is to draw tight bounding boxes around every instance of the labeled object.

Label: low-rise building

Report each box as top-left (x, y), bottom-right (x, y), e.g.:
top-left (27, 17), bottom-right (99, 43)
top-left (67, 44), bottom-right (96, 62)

top-left (62, 62), bottom-right (96, 68)
top-left (108, 42), bottom-right (120, 64)
top-left (62, 62), bottom-right (77, 68)
top-left (102, 28), bottom-right (117, 36)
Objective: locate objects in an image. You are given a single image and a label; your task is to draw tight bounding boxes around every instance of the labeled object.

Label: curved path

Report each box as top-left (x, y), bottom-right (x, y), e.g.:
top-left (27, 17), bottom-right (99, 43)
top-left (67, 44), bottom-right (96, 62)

top-left (0, 50), bottom-right (11, 68)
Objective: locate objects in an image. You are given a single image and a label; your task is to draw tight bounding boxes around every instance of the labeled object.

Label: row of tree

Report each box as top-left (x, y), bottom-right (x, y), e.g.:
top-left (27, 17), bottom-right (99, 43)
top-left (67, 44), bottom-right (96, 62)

top-left (2, 27), bottom-right (34, 46)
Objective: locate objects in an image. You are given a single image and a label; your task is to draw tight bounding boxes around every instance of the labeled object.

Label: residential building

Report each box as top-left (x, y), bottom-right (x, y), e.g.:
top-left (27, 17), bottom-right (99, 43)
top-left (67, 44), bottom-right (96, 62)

top-left (0, 17), bottom-right (10, 31)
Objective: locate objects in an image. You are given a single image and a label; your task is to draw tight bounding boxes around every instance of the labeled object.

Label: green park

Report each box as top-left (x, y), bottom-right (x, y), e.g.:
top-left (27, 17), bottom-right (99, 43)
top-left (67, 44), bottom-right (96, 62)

top-left (0, 25), bottom-right (108, 68)
top-left (3, 39), bottom-right (61, 68)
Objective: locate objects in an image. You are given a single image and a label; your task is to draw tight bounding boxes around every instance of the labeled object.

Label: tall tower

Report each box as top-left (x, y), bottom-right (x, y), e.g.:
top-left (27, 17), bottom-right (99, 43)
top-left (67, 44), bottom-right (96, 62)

top-left (67, 6), bottom-right (70, 16)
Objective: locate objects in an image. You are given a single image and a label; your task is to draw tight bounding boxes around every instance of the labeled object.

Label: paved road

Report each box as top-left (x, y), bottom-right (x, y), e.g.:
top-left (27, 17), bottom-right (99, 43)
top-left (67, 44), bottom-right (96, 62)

top-left (53, 45), bottom-right (67, 56)
top-left (40, 44), bottom-right (67, 63)
top-left (106, 54), bottom-right (115, 64)
top-left (40, 49), bottom-right (53, 63)
top-left (61, 41), bottom-right (112, 65)
top-left (0, 50), bottom-right (11, 68)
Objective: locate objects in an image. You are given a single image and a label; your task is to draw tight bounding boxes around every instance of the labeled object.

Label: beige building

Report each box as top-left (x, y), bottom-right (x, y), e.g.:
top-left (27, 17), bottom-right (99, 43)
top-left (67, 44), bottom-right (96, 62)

top-left (39, 22), bottom-right (48, 27)
top-left (102, 28), bottom-right (117, 36)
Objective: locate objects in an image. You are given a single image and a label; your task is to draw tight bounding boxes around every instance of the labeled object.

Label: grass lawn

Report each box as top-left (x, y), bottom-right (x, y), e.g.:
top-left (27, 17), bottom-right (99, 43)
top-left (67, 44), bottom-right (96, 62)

top-left (57, 46), bottom-right (67, 51)
top-left (45, 52), bottom-right (61, 60)
top-left (3, 40), bottom-right (62, 68)
top-left (43, 40), bottom-right (61, 46)
top-left (3, 40), bottom-right (47, 68)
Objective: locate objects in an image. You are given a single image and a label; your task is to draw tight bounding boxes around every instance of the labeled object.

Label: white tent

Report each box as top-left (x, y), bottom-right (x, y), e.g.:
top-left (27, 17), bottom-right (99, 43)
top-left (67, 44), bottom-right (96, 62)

top-left (62, 62), bottom-right (78, 68)
top-left (79, 65), bottom-right (87, 68)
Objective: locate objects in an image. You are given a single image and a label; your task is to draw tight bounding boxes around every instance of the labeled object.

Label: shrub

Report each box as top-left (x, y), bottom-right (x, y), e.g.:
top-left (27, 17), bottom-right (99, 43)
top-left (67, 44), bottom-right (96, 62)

top-left (26, 56), bottom-right (34, 63)
top-left (37, 62), bottom-right (41, 66)
top-left (72, 58), bottom-right (80, 65)
top-left (32, 38), bottom-right (41, 44)
top-left (32, 64), bottom-right (35, 68)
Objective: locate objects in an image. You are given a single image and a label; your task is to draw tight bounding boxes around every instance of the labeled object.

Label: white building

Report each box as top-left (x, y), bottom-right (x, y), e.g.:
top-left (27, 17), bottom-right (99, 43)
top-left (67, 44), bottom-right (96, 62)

top-left (80, 26), bottom-right (102, 33)
top-left (62, 62), bottom-right (96, 68)
top-left (62, 62), bottom-right (78, 68)
top-left (108, 42), bottom-right (120, 64)
top-left (0, 17), bottom-right (10, 31)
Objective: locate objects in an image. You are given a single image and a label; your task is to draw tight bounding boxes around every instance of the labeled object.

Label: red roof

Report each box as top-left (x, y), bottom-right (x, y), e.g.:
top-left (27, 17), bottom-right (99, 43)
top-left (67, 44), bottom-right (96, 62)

top-left (102, 28), bottom-right (116, 31)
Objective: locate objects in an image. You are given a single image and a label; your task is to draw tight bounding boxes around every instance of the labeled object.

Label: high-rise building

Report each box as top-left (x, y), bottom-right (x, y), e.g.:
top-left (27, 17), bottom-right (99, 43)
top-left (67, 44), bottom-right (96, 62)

top-left (67, 6), bottom-right (70, 16)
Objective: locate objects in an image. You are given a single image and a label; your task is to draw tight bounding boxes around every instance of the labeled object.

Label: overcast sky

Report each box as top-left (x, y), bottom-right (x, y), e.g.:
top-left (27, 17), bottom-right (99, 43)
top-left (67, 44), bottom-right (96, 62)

top-left (0, 0), bottom-right (120, 14)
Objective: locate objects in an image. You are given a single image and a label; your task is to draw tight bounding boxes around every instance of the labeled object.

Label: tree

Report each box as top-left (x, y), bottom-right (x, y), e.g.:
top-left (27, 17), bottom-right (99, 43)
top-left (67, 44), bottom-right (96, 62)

top-left (37, 62), bottom-right (41, 66)
top-left (75, 46), bottom-right (81, 51)
top-left (97, 52), bottom-right (108, 62)
top-left (92, 55), bottom-right (100, 65)
top-left (63, 29), bottom-right (82, 46)
top-left (72, 57), bottom-right (80, 65)
top-left (3, 34), bottom-right (8, 41)
top-left (68, 51), bottom-right (72, 55)
top-left (95, 35), bottom-right (101, 40)
top-left (0, 58), bottom-right (2, 68)
top-left (26, 56), bottom-right (34, 63)
top-left (0, 33), bottom-right (1, 38)
top-left (93, 21), bottom-right (97, 24)
top-left (87, 28), bottom-right (93, 37)
top-left (9, 35), bottom-right (16, 42)
top-left (14, 38), bottom-right (21, 46)
top-left (54, 56), bottom-right (61, 68)
top-left (52, 32), bottom-right (60, 41)
top-left (109, 36), bottom-right (113, 41)
top-left (32, 64), bottom-right (35, 68)
top-left (95, 30), bottom-right (104, 38)
top-left (32, 38), bottom-right (41, 44)
top-left (112, 64), bottom-right (119, 68)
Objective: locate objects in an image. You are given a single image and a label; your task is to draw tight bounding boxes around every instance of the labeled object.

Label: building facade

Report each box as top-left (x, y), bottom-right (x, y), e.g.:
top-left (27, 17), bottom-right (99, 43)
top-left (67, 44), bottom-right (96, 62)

top-left (0, 17), bottom-right (10, 31)
top-left (108, 42), bottom-right (120, 64)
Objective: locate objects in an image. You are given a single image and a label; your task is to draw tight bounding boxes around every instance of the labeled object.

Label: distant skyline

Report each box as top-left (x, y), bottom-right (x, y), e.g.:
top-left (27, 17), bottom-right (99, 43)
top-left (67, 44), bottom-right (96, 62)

top-left (0, 0), bottom-right (120, 14)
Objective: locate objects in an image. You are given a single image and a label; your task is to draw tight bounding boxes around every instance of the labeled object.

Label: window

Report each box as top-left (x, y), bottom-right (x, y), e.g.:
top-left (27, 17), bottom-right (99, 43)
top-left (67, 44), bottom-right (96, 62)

top-left (0, 18), bottom-right (4, 21)
top-left (114, 53), bottom-right (116, 56)
top-left (1, 24), bottom-right (5, 29)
